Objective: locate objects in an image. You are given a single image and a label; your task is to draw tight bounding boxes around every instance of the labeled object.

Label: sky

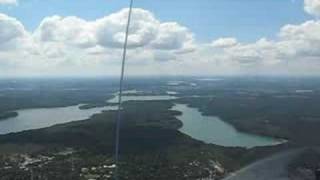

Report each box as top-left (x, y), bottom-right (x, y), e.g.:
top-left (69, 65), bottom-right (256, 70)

top-left (0, 0), bottom-right (312, 42)
top-left (0, 0), bottom-right (320, 77)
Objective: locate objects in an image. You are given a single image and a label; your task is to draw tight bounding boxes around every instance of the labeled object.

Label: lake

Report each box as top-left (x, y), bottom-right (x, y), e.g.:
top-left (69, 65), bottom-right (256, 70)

top-left (0, 105), bottom-right (117, 134)
top-left (107, 95), bottom-right (177, 103)
top-left (173, 104), bottom-right (285, 148)
top-left (0, 94), bottom-right (285, 148)
top-left (0, 94), bottom-right (176, 135)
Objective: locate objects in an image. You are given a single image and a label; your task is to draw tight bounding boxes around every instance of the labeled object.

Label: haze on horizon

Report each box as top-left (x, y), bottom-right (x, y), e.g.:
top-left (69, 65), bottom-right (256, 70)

top-left (0, 0), bottom-right (320, 77)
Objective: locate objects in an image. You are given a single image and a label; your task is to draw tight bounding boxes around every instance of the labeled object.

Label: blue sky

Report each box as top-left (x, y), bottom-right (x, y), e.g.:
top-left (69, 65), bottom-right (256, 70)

top-left (0, 0), bottom-right (312, 43)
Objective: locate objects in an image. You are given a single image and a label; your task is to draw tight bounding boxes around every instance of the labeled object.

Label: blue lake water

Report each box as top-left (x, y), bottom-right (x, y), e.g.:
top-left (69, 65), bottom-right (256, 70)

top-left (0, 94), bottom-right (285, 148)
top-left (173, 104), bottom-right (285, 148)
top-left (0, 105), bottom-right (116, 134)
top-left (107, 95), bottom-right (177, 103)
top-left (0, 94), bottom-right (176, 135)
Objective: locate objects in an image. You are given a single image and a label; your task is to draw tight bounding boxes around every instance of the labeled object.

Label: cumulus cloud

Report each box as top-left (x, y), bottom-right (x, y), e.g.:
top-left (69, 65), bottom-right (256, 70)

top-left (35, 16), bottom-right (96, 48)
top-left (96, 8), bottom-right (159, 48)
top-left (0, 0), bottom-right (17, 5)
top-left (33, 8), bottom-right (194, 52)
top-left (211, 38), bottom-right (238, 48)
top-left (0, 13), bottom-right (28, 51)
top-left (279, 20), bottom-right (320, 58)
top-left (196, 18), bottom-right (320, 75)
top-left (0, 8), bottom-right (197, 76)
top-left (151, 22), bottom-right (194, 50)
top-left (304, 0), bottom-right (320, 16)
top-left (1, 5), bottom-right (320, 76)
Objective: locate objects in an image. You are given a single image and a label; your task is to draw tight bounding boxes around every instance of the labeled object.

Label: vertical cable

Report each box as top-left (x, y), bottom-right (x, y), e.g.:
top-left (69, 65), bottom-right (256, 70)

top-left (114, 0), bottom-right (134, 179)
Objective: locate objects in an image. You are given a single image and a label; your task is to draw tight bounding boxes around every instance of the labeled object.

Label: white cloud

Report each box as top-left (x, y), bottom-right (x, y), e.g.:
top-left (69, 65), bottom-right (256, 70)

top-left (1, 6), bottom-right (320, 76)
top-left (0, 0), bottom-right (17, 5)
top-left (211, 38), bottom-right (238, 48)
top-left (304, 0), bottom-right (320, 16)
top-left (151, 22), bottom-right (194, 50)
top-left (95, 8), bottom-right (195, 51)
top-left (278, 20), bottom-right (320, 58)
top-left (197, 18), bottom-right (320, 75)
top-left (0, 13), bottom-right (28, 51)
top-left (35, 16), bottom-right (96, 48)
top-left (0, 9), bottom-right (196, 76)
top-left (96, 8), bottom-right (160, 49)
top-left (33, 8), bottom-right (194, 52)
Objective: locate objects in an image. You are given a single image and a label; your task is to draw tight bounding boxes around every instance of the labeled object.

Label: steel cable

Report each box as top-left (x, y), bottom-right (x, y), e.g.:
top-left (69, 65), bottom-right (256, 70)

top-left (114, 0), bottom-right (134, 179)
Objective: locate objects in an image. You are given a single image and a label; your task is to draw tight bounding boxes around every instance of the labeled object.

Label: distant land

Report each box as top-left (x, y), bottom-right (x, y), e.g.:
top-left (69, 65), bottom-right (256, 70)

top-left (0, 76), bottom-right (319, 179)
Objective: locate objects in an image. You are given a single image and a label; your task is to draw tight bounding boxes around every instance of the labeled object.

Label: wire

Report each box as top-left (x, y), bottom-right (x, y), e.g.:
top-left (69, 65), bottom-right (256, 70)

top-left (114, 0), bottom-right (134, 179)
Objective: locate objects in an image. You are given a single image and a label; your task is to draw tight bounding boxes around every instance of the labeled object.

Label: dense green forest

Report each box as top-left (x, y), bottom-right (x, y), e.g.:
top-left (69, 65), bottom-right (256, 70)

top-left (0, 77), bottom-right (319, 179)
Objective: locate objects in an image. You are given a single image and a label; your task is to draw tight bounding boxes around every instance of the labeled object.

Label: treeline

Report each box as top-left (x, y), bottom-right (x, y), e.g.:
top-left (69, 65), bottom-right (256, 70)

top-left (0, 112), bottom-right (18, 120)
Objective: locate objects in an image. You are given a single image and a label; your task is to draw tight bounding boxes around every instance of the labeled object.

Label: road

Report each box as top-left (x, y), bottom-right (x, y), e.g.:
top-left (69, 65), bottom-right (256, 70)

top-left (223, 149), bottom-right (304, 180)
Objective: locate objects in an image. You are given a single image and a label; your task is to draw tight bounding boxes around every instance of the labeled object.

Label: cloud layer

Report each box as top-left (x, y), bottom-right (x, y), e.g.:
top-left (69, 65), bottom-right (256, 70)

top-left (0, 1), bottom-right (320, 77)
top-left (0, 8), bottom-right (196, 76)
top-left (305, 0), bottom-right (320, 16)
top-left (0, 0), bottom-right (16, 5)
top-left (33, 8), bottom-right (194, 51)
top-left (0, 14), bottom-right (25, 50)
